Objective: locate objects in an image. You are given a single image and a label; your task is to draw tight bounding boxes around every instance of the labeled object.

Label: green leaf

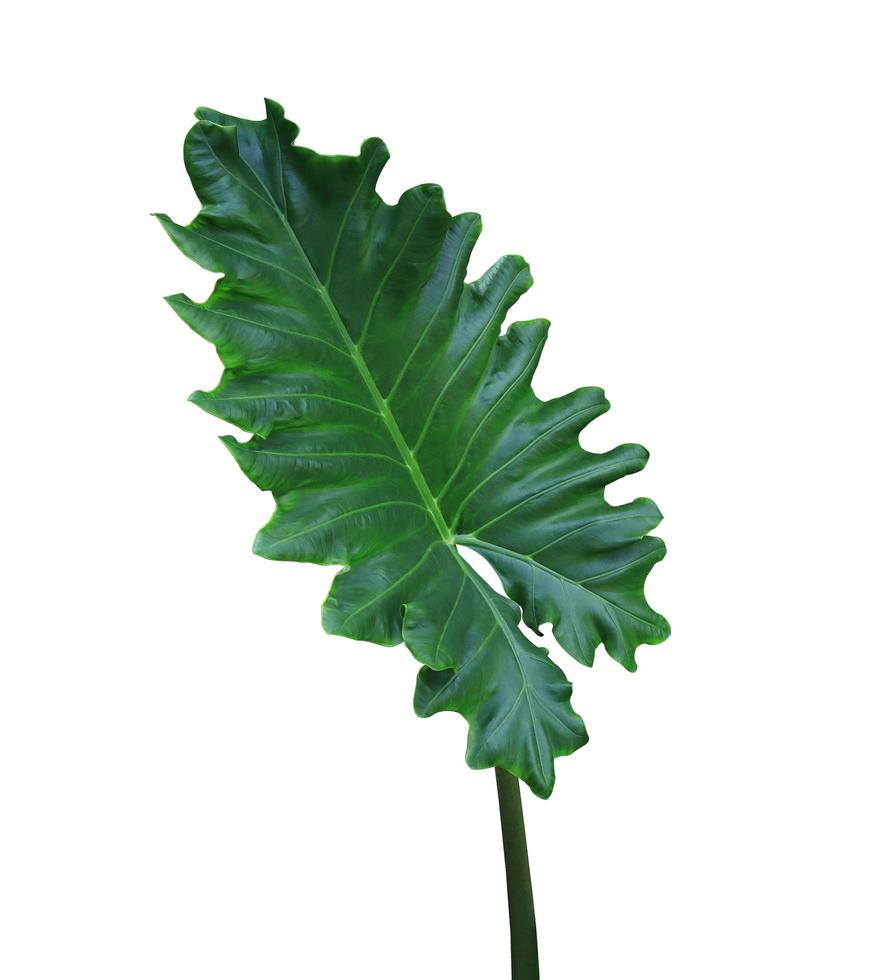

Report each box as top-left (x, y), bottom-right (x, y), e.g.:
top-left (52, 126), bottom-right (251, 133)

top-left (158, 99), bottom-right (669, 798)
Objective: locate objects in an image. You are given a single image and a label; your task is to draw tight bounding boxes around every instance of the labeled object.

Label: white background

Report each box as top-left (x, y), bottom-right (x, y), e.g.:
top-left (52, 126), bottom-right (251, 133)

top-left (2, 2), bottom-right (885, 977)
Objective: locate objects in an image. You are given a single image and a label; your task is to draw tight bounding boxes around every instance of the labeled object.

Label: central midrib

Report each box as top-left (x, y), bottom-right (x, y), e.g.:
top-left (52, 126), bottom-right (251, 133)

top-left (199, 132), bottom-right (550, 755)
top-left (267, 178), bottom-right (540, 717)
top-left (273, 202), bottom-right (454, 546)
top-left (207, 138), bottom-right (455, 546)
top-left (317, 284), bottom-right (455, 544)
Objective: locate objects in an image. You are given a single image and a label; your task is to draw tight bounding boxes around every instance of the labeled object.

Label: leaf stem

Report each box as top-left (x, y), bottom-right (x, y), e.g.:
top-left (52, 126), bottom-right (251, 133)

top-left (496, 768), bottom-right (539, 980)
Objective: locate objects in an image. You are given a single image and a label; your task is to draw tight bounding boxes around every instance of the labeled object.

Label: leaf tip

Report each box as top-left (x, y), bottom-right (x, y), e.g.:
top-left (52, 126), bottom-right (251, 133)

top-left (360, 135), bottom-right (389, 159)
top-left (513, 256), bottom-right (533, 287)
top-left (252, 528), bottom-right (278, 560)
top-left (264, 98), bottom-right (300, 142)
top-left (628, 442), bottom-right (650, 468)
top-left (218, 433), bottom-right (248, 467)
top-left (163, 292), bottom-right (188, 310)
top-left (640, 496), bottom-right (665, 528)
top-left (263, 97), bottom-right (284, 118)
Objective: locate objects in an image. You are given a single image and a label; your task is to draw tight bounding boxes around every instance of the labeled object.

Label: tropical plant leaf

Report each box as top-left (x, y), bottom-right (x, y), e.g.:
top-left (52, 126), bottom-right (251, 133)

top-left (158, 99), bottom-right (669, 798)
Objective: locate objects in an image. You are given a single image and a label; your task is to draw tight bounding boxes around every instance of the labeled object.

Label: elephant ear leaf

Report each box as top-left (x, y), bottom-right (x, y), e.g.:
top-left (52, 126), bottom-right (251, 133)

top-left (158, 99), bottom-right (669, 798)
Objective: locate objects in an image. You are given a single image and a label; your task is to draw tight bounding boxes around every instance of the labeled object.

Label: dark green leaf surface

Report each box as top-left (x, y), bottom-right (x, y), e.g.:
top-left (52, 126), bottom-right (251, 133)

top-left (159, 100), bottom-right (669, 798)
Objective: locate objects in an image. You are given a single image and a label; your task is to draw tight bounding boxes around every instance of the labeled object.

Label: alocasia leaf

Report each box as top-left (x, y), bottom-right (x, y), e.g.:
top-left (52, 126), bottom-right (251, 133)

top-left (158, 99), bottom-right (669, 798)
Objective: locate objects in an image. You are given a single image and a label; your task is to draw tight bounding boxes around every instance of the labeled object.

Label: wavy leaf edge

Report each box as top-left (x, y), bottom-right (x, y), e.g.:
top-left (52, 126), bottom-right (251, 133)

top-left (159, 98), bottom-right (669, 798)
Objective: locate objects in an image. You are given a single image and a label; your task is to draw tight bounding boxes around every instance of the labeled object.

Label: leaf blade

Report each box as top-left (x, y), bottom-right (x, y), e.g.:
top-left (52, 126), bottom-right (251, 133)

top-left (160, 100), bottom-right (667, 797)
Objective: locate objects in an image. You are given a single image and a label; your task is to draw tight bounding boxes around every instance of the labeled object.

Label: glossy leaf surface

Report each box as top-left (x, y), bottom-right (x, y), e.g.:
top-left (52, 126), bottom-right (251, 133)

top-left (159, 100), bottom-right (669, 797)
